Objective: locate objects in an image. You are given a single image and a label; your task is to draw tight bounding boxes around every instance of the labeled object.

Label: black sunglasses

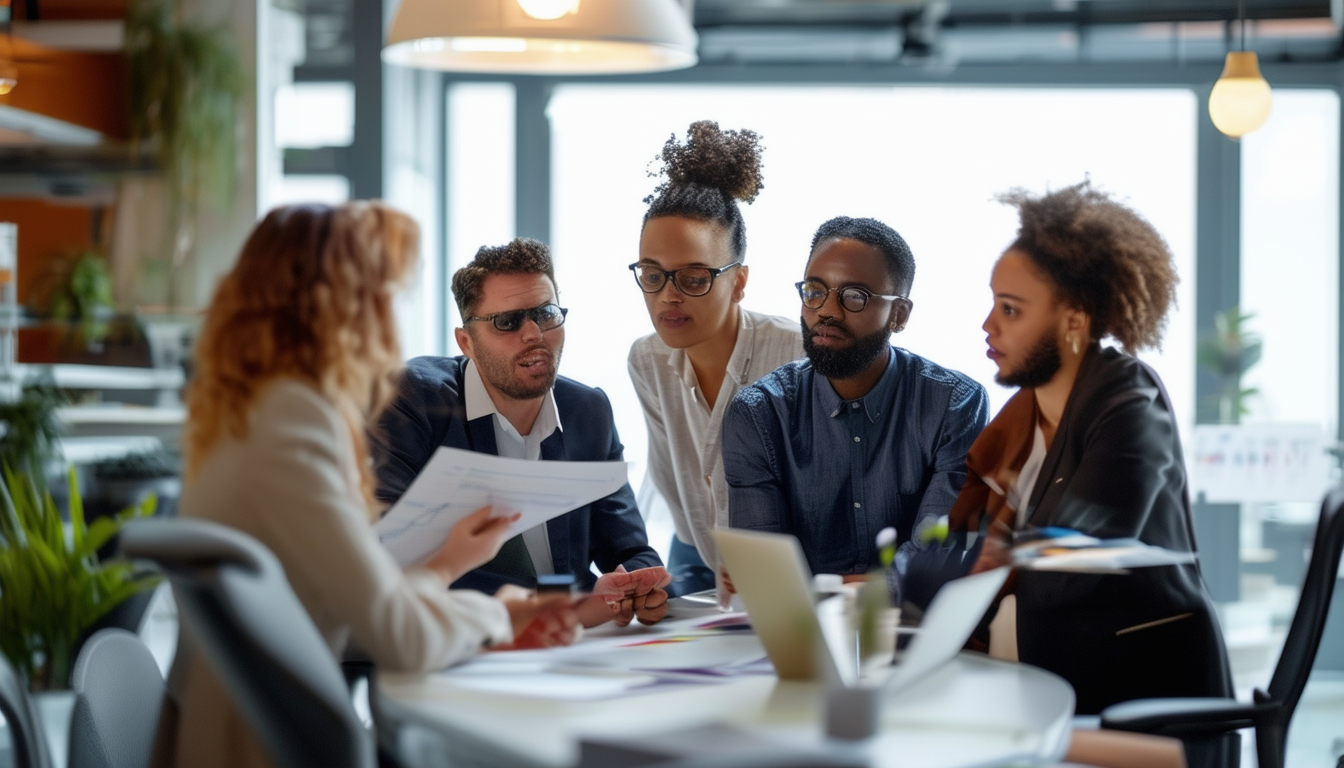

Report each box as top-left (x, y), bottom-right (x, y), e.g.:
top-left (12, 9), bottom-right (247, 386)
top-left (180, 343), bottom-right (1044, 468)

top-left (628, 261), bottom-right (742, 297)
top-left (465, 303), bottom-right (568, 333)
top-left (796, 279), bottom-right (908, 313)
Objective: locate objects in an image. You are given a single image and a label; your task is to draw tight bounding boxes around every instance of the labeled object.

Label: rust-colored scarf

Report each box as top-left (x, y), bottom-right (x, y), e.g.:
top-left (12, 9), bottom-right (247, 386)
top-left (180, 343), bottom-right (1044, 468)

top-left (948, 388), bottom-right (1041, 536)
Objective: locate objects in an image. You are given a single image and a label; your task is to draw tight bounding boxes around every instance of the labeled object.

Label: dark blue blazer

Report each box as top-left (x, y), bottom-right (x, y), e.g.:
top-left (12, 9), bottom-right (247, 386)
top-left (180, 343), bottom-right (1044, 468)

top-left (370, 355), bottom-right (661, 593)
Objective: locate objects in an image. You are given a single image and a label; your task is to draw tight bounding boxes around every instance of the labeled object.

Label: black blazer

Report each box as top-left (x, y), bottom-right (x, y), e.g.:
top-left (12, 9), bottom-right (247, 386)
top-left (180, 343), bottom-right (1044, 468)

top-left (1015, 344), bottom-right (1234, 714)
top-left (369, 356), bottom-right (662, 593)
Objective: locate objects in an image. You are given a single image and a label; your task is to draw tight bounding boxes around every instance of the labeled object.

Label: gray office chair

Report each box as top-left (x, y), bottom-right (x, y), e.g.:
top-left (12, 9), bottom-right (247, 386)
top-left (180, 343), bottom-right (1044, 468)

top-left (1102, 484), bottom-right (1344, 768)
top-left (0, 652), bottom-right (54, 768)
top-left (68, 628), bottom-right (167, 768)
top-left (119, 517), bottom-right (375, 768)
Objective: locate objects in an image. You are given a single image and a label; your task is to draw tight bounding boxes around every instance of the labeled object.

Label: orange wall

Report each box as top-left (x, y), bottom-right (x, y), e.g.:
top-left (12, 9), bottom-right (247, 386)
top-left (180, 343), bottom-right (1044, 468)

top-left (0, 199), bottom-right (94, 305)
top-left (0, 37), bottom-right (128, 139)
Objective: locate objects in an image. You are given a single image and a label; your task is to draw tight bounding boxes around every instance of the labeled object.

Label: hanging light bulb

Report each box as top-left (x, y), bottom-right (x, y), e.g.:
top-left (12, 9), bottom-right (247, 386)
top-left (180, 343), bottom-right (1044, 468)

top-left (1209, 52), bottom-right (1272, 138)
top-left (0, 0), bottom-right (14, 95)
top-left (1208, 2), bottom-right (1271, 139)
top-left (0, 58), bottom-right (15, 96)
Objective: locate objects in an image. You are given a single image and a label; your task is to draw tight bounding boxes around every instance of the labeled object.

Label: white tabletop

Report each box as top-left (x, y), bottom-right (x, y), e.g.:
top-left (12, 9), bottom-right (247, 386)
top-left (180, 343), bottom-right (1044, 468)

top-left (375, 608), bottom-right (1075, 768)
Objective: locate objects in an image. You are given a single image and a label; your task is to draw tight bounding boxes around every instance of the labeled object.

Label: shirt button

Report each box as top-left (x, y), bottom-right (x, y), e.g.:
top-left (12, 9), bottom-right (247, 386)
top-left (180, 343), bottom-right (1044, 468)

top-left (851, 402), bottom-right (860, 410)
top-left (854, 502), bottom-right (862, 509)
top-left (853, 436), bottom-right (861, 443)
top-left (704, 474), bottom-right (712, 486)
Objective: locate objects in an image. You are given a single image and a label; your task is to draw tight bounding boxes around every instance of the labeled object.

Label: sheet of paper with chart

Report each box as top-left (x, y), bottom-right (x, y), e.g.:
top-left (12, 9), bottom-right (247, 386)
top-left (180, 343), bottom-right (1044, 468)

top-left (375, 446), bottom-right (631, 566)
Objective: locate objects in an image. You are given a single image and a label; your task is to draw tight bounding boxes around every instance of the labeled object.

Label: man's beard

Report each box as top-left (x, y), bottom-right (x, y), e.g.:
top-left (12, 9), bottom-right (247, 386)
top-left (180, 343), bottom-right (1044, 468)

top-left (477, 345), bottom-right (561, 400)
top-left (801, 318), bottom-right (891, 381)
top-left (996, 327), bottom-right (1062, 389)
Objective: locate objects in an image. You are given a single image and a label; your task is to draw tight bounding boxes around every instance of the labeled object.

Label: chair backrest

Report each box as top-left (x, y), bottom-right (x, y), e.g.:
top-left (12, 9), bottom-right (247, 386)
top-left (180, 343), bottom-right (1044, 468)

top-left (119, 518), bottom-right (374, 768)
top-left (1266, 485), bottom-right (1344, 717)
top-left (68, 628), bottom-right (166, 768)
top-left (0, 653), bottom-right (54, 768)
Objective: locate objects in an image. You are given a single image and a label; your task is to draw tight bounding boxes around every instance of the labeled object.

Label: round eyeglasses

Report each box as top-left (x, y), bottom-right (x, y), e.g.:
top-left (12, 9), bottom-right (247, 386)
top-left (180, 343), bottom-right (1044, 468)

top-left (628, 261), bottom-right (742, 298)
top-left (796, 279), bottom-right (908, 313)
top-left (465, 303), bottom-right (568, 333)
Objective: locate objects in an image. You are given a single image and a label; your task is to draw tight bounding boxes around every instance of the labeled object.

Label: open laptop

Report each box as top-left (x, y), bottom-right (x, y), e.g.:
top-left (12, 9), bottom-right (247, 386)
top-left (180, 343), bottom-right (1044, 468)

top-left (713, 528), bottom-right (1009, 689)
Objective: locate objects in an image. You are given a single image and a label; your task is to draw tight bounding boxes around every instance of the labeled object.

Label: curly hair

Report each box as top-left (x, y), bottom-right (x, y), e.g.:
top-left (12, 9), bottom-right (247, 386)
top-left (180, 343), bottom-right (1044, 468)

top-left (451, 237), bottom-right (556, 318)
top-left (643, 120), bottom-right (764, 260)
top-left (999, 181), bottom-right (1178, 353)
top-left (185, 201), bottom-right (418, 515)
top-left (810, 216), bottom-right (916, 295)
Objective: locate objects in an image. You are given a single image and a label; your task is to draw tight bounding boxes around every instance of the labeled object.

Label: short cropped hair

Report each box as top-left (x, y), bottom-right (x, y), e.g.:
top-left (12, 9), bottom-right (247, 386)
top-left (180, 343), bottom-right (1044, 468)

top-left (451, 238), bottom-right (557, 317)
top-left (809, 216), bottom-right (916, 295)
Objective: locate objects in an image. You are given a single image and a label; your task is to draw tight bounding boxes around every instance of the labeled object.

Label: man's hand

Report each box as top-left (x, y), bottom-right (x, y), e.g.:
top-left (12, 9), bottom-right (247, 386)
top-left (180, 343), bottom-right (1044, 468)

top-left (578, 565), bottom-right (672, 627)
top-left (426, 506), bottom-right (519, 584)
top-left (971, 519), bottom-right (1013, 574)
top-left (493, 585), bottom-right (580, 650)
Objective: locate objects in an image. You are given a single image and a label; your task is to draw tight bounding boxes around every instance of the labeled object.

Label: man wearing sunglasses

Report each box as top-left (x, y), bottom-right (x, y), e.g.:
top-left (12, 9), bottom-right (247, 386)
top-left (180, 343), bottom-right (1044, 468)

top-left (721, 217), bottom-right (989, 596)
top-left (371, 238), bottom-right (669, 628)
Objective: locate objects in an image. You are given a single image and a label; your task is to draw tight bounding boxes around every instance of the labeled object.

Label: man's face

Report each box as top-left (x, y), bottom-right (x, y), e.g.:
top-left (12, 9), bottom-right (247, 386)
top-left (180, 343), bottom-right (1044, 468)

top-left (800, 237), bottom-right (908, 380)
top-left (456, 272), bottom-right (564, 401)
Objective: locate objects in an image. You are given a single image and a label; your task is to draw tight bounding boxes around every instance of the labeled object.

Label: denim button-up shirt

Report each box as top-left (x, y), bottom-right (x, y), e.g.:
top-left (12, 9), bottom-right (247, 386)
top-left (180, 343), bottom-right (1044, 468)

top-left (723, 346), bottom-right (989, 577)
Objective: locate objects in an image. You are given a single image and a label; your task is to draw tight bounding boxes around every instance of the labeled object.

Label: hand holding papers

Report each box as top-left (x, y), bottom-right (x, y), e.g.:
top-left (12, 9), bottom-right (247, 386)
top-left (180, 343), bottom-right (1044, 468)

top-left (375, 446), bottom-right (631, 566)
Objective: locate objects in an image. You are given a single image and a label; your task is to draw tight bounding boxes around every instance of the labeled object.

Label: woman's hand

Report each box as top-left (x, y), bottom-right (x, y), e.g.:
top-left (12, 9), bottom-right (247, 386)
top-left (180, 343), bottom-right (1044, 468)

top-left (493, 585), bottom-right (581, 649)
top-left (425, 506), bottom-right (519, 584)
top-left (971, 519), bottom-right (1014, 574)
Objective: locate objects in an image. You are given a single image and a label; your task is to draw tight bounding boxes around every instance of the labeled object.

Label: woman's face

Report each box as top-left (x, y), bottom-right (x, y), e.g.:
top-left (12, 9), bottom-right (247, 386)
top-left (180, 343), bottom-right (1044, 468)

top-left (635, 216), bottom-right (747, 350)
top-left (983, 249), bottom-right (1071, 389)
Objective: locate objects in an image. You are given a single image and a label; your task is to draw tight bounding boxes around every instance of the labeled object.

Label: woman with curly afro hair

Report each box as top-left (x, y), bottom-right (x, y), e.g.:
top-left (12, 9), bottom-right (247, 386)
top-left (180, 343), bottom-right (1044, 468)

top-left (627, 121), bottom-right (802, 597)
top-left (947, 180), bottom-right (1233, 716)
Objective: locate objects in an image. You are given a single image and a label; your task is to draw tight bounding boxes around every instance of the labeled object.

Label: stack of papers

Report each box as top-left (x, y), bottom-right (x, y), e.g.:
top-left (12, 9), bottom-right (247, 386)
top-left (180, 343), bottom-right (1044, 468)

top-left (374, 447), bottom-right (630, 566)
top-left (1011, 530), bottom-right (1196, 572)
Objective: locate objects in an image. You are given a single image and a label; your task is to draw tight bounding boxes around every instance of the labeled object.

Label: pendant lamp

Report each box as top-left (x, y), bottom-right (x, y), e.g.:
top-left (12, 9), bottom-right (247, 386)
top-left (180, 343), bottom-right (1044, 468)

top-left (1208, 2), bottom-right (1271, 138)
top-left (383, 0), bottom-right (698, 75)
top-left (0, 0), bottom-right (15, 95)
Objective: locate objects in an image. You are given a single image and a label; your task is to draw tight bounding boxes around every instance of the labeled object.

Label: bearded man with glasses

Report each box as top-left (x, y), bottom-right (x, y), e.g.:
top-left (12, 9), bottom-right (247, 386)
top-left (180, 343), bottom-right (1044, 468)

top-left (721, 217), bottom-right (989, 595)
top-left (371, 238), bottom-right (670, 628)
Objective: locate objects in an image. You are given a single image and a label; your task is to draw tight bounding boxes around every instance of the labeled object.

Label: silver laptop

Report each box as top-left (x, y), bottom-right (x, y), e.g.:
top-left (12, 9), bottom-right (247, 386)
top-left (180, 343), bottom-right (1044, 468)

top-left (713, 528), bottom-right (1009, 689)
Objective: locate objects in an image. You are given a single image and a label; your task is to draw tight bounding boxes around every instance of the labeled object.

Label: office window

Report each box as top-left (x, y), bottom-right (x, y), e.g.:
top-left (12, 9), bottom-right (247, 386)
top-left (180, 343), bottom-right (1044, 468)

top-left (445, 83), bottom-right (516, 353)
top-left (549, 85), bottom-right (1197, 538)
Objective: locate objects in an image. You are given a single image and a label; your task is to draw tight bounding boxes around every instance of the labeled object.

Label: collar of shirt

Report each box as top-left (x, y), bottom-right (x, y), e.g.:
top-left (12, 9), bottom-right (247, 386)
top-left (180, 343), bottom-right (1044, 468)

top-left (462, 358), bottom-right (563, 446)
top-left (665, 307), bottom-right (760, 398)
top-left (816, 346), bottom-right (898, 424)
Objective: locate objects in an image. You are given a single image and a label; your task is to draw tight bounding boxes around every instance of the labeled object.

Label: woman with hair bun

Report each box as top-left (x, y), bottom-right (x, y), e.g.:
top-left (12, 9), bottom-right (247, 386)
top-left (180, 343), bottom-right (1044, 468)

top-left (627, 121), bottom-right (802, 597)
top-left (952, 181), bottom-right (1233, 715)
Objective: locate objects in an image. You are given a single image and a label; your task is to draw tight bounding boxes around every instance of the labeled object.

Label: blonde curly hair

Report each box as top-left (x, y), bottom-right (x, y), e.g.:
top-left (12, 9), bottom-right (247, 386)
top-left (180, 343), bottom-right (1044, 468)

top-left (184, 201), bottom-right (418, 513)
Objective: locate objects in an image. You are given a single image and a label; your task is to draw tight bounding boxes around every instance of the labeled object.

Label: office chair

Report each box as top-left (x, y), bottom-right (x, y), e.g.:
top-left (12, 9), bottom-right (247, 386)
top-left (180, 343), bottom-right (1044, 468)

top-left (0, 652), bottom-right (55, 768)
top-left (68, 628), bottom-right (167, 768)
top-left (1101, 485), bottom-right (1344, 768)
top-left (119, 517), bottom-right (376, 768)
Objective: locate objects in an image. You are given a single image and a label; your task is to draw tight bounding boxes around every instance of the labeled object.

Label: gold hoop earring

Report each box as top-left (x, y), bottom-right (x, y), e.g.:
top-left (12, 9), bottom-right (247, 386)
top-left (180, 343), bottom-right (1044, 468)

top-left (1071, 336), bottom-right (1080, 355)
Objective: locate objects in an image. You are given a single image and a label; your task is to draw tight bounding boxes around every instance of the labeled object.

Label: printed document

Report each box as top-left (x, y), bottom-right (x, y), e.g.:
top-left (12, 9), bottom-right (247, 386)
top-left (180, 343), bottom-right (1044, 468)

top-left (375, 446), bottom-right (630, 566)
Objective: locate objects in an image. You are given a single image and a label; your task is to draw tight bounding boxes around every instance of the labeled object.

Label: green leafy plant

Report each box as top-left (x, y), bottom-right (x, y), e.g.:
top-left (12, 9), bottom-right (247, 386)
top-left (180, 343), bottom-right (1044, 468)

top-left (0, 383), bottom-right (64, 481)
top-left (125, 0), bottom-right (246, 309)
top-left (1196, 306), bottom-right (1262, 424)
top-left (29, 251), bottom-right (114, 344)
top-left (0, 465), bottom-right (159, 690)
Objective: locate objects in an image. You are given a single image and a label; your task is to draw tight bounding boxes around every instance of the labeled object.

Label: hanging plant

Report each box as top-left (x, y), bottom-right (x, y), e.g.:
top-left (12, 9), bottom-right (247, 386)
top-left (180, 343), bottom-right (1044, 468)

top-left (125, 0), bottom-right (246, 310)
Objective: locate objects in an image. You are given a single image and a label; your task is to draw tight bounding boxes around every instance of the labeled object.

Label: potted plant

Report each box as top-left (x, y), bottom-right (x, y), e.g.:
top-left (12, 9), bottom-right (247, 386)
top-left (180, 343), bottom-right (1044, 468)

top-left (124, 0), bottom-right (245, 311)
top-left (0, 381), bottom-right (64, 484)
top-left (1196, 306), bottom-right (1262, 424)
top-left (27, 250), bottom-right (116, 353)
top-left (0, 465), bottom-right (159, 690)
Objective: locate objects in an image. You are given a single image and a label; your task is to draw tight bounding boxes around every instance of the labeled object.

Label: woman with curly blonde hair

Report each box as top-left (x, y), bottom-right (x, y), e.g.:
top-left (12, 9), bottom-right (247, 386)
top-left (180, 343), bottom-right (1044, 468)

top-left (172, 202), bottom-right (577, 768)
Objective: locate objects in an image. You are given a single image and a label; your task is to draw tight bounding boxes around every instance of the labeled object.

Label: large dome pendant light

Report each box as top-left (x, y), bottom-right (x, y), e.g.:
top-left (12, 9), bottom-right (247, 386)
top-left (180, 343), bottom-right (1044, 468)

top-left (383, 0), bottom-right (698, 75)
top-left (1208, 0), bottom-right (1272, 139)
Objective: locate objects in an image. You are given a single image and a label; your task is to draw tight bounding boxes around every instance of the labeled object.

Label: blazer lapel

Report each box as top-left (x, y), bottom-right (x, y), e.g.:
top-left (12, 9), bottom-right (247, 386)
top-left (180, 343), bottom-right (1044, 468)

top-left (539, 430), bottom-right (573, 576)
top-left (1026, 345), bottom-right (1099, 527)
top-left (466, 416), bottom-right (499, 456)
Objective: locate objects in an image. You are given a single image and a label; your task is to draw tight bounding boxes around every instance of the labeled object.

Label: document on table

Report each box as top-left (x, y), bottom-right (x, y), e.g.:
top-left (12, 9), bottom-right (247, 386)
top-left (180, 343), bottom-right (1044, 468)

top-left (375, 446), bottom-right (630, 566)
top-left (1011, 532), bottom-right (1196, 573)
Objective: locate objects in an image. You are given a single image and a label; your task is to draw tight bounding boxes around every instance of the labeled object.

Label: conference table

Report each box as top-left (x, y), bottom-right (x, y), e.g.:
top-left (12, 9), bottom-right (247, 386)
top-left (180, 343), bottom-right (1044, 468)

top-left (374, 599), bottom-right (1075, 768)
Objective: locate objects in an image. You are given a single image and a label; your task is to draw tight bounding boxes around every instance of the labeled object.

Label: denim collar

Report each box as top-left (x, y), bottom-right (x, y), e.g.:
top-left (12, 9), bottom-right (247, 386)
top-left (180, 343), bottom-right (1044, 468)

top-left (816, 346), bottom-right (897, 424)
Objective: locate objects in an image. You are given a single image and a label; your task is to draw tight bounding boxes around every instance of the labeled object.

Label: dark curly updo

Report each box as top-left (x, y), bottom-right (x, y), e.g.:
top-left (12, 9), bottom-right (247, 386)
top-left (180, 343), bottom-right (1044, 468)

top-left (643, 120), bottom-right (765, 261)
top-left (999, 181), bottom-right (1178, 353)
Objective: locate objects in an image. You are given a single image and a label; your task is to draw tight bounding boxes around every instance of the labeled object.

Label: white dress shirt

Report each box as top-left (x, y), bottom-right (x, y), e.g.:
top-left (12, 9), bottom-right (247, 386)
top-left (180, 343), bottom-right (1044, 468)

top-left (628, 308), bottom-right (803, 571)
top-left (463, 358), bottom-right (562, 576)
